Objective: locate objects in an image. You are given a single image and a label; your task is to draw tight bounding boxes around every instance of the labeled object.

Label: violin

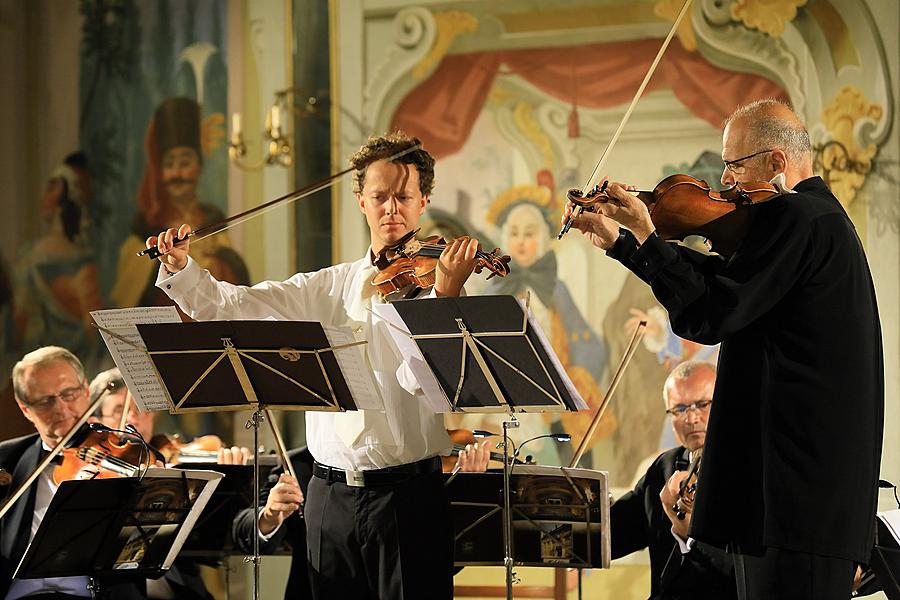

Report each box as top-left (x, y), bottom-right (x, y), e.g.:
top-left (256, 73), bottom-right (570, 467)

top-left (150, 433), bottom-right (224, 465)
top-left (372, 229), bottom-right (511, 299)
top-left (673, 448), bottom-right (702, 521)
top-left (566, 174), bottom-right (781, 256)
top-left (52, 423), bottom-right (151, 484)
top-left (443, 428), bottom-right (516, 472)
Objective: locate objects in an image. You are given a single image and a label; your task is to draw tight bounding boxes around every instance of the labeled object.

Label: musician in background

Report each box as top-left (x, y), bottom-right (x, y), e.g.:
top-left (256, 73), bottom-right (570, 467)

top-left (610, 360), bottom-right (735, 600)
top-left (1, 346), bottom-right (143, 599)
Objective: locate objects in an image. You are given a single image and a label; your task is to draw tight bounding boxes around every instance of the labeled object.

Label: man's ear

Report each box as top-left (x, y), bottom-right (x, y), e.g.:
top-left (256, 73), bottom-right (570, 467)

top-left (769, 149), bottom-right (788, 175)
top-left (357, 193), bottom-right (366, 214)
top-left (16, 401), bottom-right (36, 425)
top-left (419, 195), bottom-right (429, 215)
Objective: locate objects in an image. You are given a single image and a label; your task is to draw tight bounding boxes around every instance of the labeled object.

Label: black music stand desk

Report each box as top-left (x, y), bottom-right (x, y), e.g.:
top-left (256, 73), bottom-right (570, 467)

top-left (14, 468), bottom-right (221, 584)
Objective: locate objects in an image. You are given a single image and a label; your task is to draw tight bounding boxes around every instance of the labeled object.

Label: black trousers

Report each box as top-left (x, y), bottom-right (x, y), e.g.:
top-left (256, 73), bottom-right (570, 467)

top-left (304, 468), bottom-right (453, 600)
top-left (733, 545), bottom-right (855, 600)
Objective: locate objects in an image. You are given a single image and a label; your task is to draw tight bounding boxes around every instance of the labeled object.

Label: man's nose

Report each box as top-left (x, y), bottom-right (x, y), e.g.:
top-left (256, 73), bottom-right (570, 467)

top-left (684, 408), bottom-right (702, 424)
top-left (721, 168), bottom-right (734, 187)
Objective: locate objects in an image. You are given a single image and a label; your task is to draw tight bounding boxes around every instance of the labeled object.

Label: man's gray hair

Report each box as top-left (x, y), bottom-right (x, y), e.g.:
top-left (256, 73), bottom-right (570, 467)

top-left (12, 346), bottom-right (86, 404)
top-left (90, 367), bottom-right (126, 406)
top-left (662, 360), bottom-right (717, 407)
top-left (723, 99), bottom-right (812, 166)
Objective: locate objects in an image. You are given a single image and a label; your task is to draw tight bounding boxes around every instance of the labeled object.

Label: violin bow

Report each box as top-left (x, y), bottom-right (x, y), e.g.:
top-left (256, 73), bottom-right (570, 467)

top-left (0, 390), bottom-right (107, 521)
top-left (118, 387), bottom-right (133, 432)
top-left (263, 409), bottom-right (297, 481)
top-left (568, 319), bottom-right (647, 468)
top-left (559, 0), bottom-right (693, 238)
top-left (138, 143), bottom-right (423, 260)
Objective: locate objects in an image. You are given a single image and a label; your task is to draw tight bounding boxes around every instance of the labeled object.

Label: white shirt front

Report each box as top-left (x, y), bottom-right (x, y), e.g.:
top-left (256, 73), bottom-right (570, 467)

top-left (156, 253), bottom-right (451, 470)
top-left (5, 451), bottom-right (91, 600)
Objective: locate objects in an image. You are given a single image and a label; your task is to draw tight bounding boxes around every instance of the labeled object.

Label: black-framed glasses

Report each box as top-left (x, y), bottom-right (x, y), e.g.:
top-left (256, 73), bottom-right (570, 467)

top-left (24, 385), bottom-right (86, 410)
top-left (723, 149), bottom-right (774, 174)
top-left (666, 400), bottom-right (712, 418)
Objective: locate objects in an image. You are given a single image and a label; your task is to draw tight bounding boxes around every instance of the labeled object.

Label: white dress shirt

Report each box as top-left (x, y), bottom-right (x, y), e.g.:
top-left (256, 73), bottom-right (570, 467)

top-left (5, 451), bottom-right (91, 600)
top-left (156, 253), bottom-right (451, 471)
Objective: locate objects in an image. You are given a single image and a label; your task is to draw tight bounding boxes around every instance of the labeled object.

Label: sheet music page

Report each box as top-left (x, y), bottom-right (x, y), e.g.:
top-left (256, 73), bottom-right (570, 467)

top-left (321, 325), bottom-right (384, 411)
top-left (519, 300), bottom-right (589, 410)
top-left (372, 304), bottom-right (450, 413)
top-left (90, 307), bottom-right (182, 412)
top-left (879, 509), bottom-right (900, 545)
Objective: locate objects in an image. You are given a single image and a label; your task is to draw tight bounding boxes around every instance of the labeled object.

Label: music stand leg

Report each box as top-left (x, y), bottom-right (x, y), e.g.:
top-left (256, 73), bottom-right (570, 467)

top-left (502, 415), bottom-right (520, 600)
top-left (244, 408), bottom-right (264, 600)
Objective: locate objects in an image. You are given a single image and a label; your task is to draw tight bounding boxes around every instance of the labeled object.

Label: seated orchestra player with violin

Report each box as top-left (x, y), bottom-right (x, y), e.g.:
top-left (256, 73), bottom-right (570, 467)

top-left (231, 438), bottom-right (493, 600)
top-left (146, 131), bottom-right (502, 600)
top-left (610, 360), bottom-right (735, 600)
top-left (563, 99), bottom-right (882, 600)
top-left (1, 346), bottom-right (147, 599)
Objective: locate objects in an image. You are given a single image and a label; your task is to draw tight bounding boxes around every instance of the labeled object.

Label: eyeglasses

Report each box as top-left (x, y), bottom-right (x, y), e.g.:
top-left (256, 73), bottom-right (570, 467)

top-left (24, 385), bottom-right (86, 410)
top-left (723, 149), bottom-right (774, 174)
top-left (666, 400), bottom-right (712, 418)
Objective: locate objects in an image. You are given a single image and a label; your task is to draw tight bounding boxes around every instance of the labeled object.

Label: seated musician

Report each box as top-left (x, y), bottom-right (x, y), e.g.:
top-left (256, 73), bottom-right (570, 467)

top-left (1, 346), bottom-right (144, 599)
top-left (609, 360), bottom-right (736, 599)
top-left (231, 440), bottom-right (493, 600)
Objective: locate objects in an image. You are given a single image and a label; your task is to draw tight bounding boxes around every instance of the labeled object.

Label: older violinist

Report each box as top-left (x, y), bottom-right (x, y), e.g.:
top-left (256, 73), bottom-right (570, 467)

top-left (565, 99), bottom-right (883, 600)
top-left (610, 360), bottom-right (735, 599)
top-left (147, 132), bottom-right (478, 600)
top-left (1, 346), bottom-right (143, 599)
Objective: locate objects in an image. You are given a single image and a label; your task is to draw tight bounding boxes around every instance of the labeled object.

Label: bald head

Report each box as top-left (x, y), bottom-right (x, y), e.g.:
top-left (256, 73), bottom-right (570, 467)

top-left (721, 99), bottom-right (813, 188)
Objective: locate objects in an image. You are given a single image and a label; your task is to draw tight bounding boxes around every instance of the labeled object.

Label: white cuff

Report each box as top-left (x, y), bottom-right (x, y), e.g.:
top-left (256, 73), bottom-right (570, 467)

top-left (670, 526), bottom-right (694, 554)
top-left (155, 256), bottom-right (202, 297)
top-left (258, 508), bottom-right (282, 541)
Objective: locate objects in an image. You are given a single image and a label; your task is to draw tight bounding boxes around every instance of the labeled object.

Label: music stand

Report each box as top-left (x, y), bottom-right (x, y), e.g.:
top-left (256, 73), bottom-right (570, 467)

top-left (136, 320), bottom-right (374, 600)
top-left (14, 468), bottom-right (221, 594)
top-left (375, 295), bottom-right (595, 599)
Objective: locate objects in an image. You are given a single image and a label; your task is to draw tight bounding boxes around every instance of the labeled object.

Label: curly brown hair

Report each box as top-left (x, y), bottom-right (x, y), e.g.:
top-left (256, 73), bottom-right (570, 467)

top-left (349, 131), bottom-right (435, 198)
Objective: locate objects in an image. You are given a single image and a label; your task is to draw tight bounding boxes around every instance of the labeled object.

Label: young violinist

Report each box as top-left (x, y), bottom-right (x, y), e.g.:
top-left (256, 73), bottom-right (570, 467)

top-left (564, 99), bottom-right (883, 600)
top-left (146, 132), bottom-right (479, 600)
top-left (1, 346), bottom-right (144, 599)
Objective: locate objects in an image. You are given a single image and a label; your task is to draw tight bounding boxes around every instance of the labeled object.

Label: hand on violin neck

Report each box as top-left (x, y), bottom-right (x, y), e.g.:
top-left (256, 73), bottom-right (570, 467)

top-left (660, 469), bottom-right (693, 539)
top-left (146, 223), bottom-right (192, 273)
top-left (595, 182), bottom-right (655, 244)
top-left (435, 236), bottom-right (478, 297)
top-left (562, 201), bottom-right (619, 250)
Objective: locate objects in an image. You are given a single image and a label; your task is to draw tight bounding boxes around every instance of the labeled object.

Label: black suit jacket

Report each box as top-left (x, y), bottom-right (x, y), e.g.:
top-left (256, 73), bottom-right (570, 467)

top-left (0, 433), bottom-right (146, 599)
top-left (608, 177), bottom-right (883, 562)
top-left (233, 447), bottom-right (314, 600)
top-left (610, 446), bottom-right (736, 600)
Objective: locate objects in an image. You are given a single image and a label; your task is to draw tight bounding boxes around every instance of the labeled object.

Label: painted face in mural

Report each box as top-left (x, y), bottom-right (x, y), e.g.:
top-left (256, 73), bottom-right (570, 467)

top-left (357, 160), bottom-right (427, 253)
top-left (100, 387), bottom-right (155, 440)
top-left (161, 146), bottom-right (202, 206)
top-left (502, 204), bottom-right (548, 268)
top-left (16, 360), bottom-right (90, 445)
top-left (665, 366), bottom-right (715, 452)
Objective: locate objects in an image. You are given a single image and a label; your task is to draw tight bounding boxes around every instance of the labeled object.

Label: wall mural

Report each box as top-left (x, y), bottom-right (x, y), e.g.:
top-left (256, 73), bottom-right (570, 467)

top-left (334, 0), bottom-right (896, 489)
top-left (63, 0), bottom-right (238, 437)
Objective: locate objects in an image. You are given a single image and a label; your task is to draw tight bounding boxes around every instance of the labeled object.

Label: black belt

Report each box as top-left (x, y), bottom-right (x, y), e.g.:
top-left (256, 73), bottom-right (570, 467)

top-left (313, 456), bottom-right (442, 488)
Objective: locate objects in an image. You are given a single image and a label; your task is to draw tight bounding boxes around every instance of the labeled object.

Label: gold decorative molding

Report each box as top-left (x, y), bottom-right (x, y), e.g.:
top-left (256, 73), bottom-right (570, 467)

top-left (730, 0), bottom-right (807, 38)
top-left (513, 101), bottom-right (555, 171)
top-left (411, 11), bottom-right (477, 80)
top-left (654, 0), bottom-right (697, 51)
top-left (817, 86), bottom-right (882, 207)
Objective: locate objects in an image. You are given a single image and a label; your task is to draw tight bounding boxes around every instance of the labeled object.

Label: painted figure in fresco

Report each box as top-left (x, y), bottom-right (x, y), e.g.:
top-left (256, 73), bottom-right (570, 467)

top-left (483, 181), bottom-right (611, 466)
top-left (13, 158), bottom-right (104, 374)
top-left (566, 99), bottom-right (882, 600)
top-left (111, 97), bottom-right (247, 310)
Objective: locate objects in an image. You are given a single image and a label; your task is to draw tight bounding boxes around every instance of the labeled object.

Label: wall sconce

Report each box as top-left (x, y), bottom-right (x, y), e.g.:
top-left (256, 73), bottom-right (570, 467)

top-left (229, 88), bottom-right (323, 171)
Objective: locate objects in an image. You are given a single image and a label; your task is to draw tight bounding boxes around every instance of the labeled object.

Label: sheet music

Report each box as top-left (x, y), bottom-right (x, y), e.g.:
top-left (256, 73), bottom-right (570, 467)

top-left (322, 325), bottom-right (384, 410)
top-left (373, 304), bottom-right (451, 413)
top-left (879, 509), bottom-right (900, 545)
top-left (91, 307), bottom-right (182, 412)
